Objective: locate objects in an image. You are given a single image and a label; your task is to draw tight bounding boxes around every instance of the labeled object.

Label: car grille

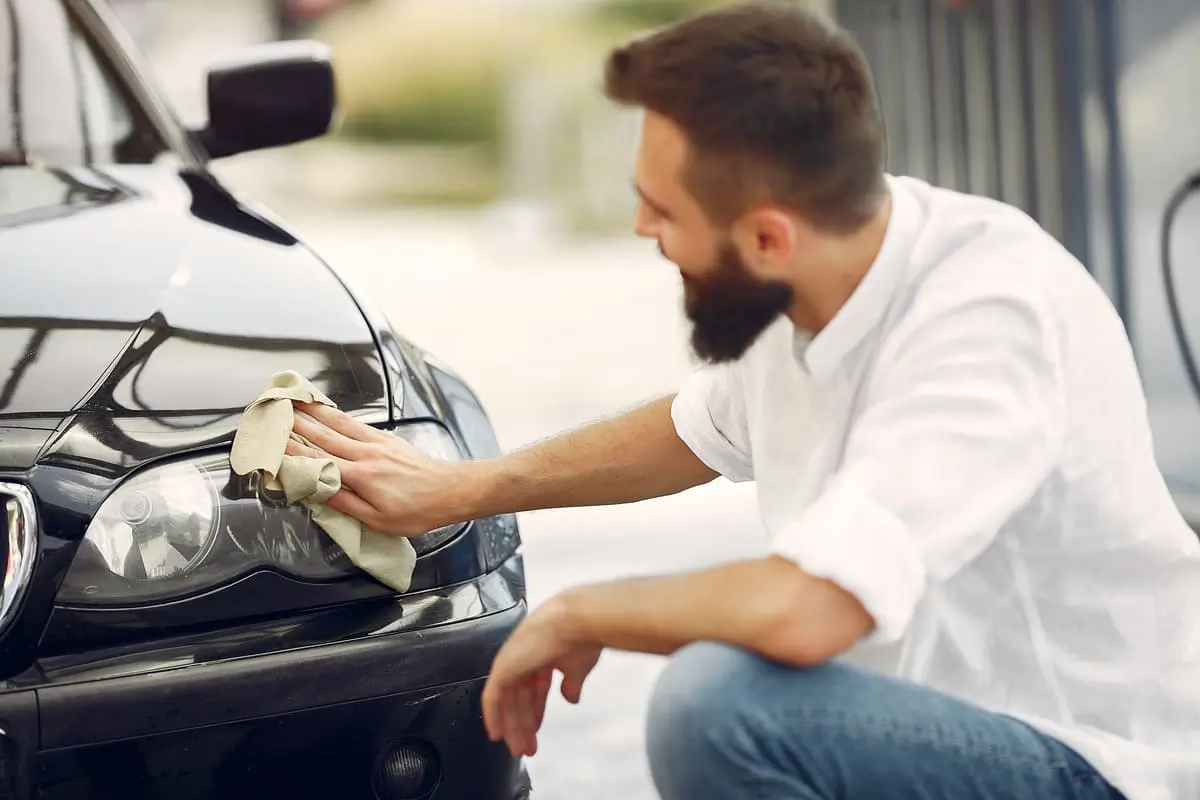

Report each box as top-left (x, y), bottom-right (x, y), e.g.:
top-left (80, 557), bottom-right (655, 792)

top-left (0, 484), bottom-right (37, 635)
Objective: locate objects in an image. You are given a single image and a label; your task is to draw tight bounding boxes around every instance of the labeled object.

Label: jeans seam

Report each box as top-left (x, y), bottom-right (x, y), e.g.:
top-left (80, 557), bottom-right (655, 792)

top-left (714, 707), bottom-right (1085, 800)
top-left (740, 705), bottom-right (1081, 778)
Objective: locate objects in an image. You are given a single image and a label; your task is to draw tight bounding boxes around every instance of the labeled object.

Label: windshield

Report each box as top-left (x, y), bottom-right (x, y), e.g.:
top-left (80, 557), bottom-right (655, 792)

top-left (0, 0), bottom-right (169, 167)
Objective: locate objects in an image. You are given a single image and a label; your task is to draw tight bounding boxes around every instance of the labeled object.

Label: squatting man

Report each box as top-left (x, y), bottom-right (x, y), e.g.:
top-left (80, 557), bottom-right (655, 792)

top-left (285, 3), bottom-right (1200, 798)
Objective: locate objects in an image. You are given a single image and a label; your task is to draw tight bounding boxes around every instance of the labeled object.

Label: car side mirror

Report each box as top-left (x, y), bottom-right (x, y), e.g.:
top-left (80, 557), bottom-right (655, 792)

top-left (192, 40), bottom-right (337, 160)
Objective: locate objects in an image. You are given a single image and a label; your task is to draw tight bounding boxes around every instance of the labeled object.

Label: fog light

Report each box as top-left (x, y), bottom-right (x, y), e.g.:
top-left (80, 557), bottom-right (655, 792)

top-left (372, 741), bottom-right (440, 800)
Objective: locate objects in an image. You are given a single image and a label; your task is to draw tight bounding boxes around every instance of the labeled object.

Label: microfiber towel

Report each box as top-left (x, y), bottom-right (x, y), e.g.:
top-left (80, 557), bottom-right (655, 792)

top-left (229, 370), bottom-right (417, 592)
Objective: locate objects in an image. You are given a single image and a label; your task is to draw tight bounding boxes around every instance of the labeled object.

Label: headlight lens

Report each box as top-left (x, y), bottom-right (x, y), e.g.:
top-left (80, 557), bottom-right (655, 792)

top-left (57, 421), bottom-right (467, 607)
top-left (89, 462), bottom-right (220, 581)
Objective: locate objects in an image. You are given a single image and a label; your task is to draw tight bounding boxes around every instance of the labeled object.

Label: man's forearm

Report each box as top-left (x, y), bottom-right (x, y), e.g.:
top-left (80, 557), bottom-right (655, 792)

top-left (461, 395), bottom-right (718, 519)
top-left (552, 557), bottom-right (876, 667)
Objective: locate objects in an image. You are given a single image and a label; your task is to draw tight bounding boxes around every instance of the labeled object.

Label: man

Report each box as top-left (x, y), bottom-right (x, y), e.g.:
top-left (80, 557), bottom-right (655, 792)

top-left (287, 3), bottom-right (1200, 798)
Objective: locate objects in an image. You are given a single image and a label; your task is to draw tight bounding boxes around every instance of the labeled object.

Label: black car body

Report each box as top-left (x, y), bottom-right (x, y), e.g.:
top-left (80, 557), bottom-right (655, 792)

top-left (0, 2), bottom-right (530, 798)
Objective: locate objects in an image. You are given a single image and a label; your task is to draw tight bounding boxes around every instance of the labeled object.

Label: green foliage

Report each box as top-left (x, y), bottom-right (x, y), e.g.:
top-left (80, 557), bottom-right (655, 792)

top-left (588, 0), bottom-right (729, 29)
top-left (316, 2), bottom-right (514, 151)
top-left (336, 73), bottom-right (504, 152)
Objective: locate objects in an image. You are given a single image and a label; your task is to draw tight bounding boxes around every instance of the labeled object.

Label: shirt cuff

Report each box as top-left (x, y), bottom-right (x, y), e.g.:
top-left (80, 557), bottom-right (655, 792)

top-left (670, 375), bottom-right (754, 483)
top-left (770, 474), bottom-right (927, 646)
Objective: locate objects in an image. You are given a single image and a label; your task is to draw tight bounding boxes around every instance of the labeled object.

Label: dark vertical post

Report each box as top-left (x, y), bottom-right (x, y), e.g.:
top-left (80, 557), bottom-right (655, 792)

top-left (1094, 0), bottom-right (1132, 334)
top-left (1054, 0), bottom-right (1094, 270)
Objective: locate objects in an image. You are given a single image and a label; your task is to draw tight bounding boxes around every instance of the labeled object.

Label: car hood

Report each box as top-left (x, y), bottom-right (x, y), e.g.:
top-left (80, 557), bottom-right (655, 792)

top-left (0, 165), bottom-right (388, 474)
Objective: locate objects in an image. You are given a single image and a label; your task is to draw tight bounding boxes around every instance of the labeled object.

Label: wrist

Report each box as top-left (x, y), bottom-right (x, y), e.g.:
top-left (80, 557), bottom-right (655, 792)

top-left (545, 587), bottom-right (594, 644)
top-left (454, 457), bottom-right (505, 522)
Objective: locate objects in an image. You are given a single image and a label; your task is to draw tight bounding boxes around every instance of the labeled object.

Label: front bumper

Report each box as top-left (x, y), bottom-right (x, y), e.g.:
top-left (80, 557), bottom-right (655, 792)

top-left (0, 557), bottom-right (529, 800)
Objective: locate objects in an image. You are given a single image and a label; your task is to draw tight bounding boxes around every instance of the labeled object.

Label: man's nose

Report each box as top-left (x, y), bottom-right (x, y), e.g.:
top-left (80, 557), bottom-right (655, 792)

top-left (634, 203), bottom-right (659, 239)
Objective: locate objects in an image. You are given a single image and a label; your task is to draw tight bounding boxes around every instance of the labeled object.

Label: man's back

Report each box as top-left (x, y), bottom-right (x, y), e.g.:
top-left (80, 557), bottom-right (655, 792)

top-left (893, 179), bottom-right (1200, 799)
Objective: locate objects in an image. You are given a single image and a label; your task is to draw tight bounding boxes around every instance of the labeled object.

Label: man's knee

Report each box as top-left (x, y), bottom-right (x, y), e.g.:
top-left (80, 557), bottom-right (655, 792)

top-left (645, 641), bottom-right (831, 796)
top-left (647, 642), bottom-right (744, 757)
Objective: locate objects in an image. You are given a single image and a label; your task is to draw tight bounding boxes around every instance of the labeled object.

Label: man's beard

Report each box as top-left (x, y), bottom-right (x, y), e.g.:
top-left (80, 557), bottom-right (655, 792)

top-left (682, 242), bottom-right (793, 363)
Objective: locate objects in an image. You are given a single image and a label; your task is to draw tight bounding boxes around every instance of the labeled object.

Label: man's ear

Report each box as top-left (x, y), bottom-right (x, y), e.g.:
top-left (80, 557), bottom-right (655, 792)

top-left (731, 206), bottom-right (799, 279)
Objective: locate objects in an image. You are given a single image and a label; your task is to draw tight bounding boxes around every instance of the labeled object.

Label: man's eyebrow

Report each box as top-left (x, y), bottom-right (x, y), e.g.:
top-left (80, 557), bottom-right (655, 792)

top-left (633, 182), bottom-right (671, 216)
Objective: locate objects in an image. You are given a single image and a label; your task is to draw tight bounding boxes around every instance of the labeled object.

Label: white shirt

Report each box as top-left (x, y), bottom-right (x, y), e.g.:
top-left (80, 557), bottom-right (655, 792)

top-left (671, 174), bottom-right (1200, 800)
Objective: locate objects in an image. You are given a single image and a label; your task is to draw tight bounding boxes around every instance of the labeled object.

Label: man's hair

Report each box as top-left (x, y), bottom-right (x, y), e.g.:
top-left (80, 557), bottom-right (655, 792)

top-left (604, 1), bottom-right (887, 234)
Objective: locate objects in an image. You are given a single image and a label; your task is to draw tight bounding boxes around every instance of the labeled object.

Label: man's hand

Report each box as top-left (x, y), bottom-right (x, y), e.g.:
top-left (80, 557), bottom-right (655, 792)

top-left (481, 598), bottom-right (603, 757)
top-left (285, 395), bottom-right (717, 538)
top-left (286, 402), bottom-right (467, 536)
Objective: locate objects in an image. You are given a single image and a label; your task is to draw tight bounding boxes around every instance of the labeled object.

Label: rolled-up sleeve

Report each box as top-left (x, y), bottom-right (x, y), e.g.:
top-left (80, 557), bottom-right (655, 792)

top-left (771, 277), bottom-right (1066, 645)
top-left (671, 363), bottom-right (755, 483)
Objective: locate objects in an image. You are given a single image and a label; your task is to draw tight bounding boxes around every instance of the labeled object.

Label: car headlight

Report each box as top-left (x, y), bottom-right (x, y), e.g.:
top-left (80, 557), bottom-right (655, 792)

top-left (56, 421), bottom-right (467, 607)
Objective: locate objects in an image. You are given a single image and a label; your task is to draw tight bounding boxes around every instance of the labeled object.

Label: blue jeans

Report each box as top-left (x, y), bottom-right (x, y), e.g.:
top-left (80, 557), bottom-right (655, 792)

top-left (645, 642), bottom-right (1126, 800)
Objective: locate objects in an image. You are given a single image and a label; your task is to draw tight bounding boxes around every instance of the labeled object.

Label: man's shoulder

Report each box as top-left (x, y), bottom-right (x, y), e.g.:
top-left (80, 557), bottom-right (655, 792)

top-left (893, 178), bottom-right (1096, 317)
top-left (879, 182), bottom-right (1088, 362)
top-left (887, 181), bottom-right (1132, 382)
top-left (899, 179), bottom-right (1061, 279)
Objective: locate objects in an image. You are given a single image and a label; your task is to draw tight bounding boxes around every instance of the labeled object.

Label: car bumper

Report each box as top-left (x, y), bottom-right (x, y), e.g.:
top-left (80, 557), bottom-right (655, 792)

top-left (0, 557), bottom-right (530, 800)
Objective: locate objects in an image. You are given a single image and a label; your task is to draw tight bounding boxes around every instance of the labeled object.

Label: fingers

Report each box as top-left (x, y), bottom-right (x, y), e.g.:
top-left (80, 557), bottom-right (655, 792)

top-left (293, 401), bottom-right (391, 444)
top-left (285, 436), bottom-right (336, 462)
top-left (561, 671), bottom-right (585, 704)
top-left (292, 411), bottom-right (374, 461)
top-left (484, 675), bottom-right (551, 758)
top-left (324, 488), bottom-right (384, 526)
top-left (284, 436), bottom-right (359, 479)
top-left (482, 673), bottom-right (504, 742)
top-left (515, 681), bottom-right (543, 756)
top-left (506, 691), bottom-right (528, 756)
top-left (559, 648), bottom-right (600, 704)
top-left (532, 668), bottom-right (553, 731)
top-left (283, 438), bottom-right (384, 525)
top-left (482, 672), bottom-right (521, 753)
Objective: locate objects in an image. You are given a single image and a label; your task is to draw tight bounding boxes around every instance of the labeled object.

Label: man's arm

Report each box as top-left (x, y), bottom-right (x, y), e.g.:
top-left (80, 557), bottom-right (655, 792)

top-left (463, 395), bottom-right (719, 519)
top-left (479, 556), bottom-right (873, 755)
top-left (554, 556), bottom-right (874, 666)
top-left (290, 395), bottom-right (719, 536)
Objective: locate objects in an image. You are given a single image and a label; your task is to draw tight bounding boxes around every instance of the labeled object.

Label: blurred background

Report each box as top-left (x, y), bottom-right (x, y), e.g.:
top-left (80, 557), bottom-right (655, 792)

top-left (103, 0), bottom-right (1200, 797)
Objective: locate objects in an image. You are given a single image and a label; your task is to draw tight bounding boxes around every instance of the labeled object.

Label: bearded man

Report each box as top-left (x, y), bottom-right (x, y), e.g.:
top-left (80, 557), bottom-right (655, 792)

top-left (286, 3), bottom-right (1200, 798)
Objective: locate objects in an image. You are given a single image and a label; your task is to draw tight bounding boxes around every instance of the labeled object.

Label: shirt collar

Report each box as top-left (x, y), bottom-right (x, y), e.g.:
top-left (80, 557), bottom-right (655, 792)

top-left (797, 174), bottom-right (921, 383)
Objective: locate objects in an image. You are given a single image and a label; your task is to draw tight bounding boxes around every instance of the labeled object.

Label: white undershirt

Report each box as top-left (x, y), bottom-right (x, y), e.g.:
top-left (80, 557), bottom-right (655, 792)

top-left (672, 174), bottom-right (1200, 800)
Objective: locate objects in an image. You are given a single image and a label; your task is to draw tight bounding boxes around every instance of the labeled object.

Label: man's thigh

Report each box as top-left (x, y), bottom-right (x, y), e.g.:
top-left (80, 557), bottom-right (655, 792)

top-left (645, 641), bottom-right (1123, 800)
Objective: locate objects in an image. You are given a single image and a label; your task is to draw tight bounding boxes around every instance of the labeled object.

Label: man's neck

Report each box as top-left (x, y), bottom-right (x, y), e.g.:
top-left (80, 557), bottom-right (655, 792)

top-left (786, 195), bottom-right (893, 335)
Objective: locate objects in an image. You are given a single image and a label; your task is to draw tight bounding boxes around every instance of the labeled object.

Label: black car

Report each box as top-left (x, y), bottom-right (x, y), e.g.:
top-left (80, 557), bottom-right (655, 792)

top-left (0, 1), bottom-right (531, 798)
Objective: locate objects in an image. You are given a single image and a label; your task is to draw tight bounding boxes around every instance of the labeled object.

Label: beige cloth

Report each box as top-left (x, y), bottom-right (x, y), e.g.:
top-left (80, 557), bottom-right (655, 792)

top-left (229, 370), bottom-right (416, 592)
